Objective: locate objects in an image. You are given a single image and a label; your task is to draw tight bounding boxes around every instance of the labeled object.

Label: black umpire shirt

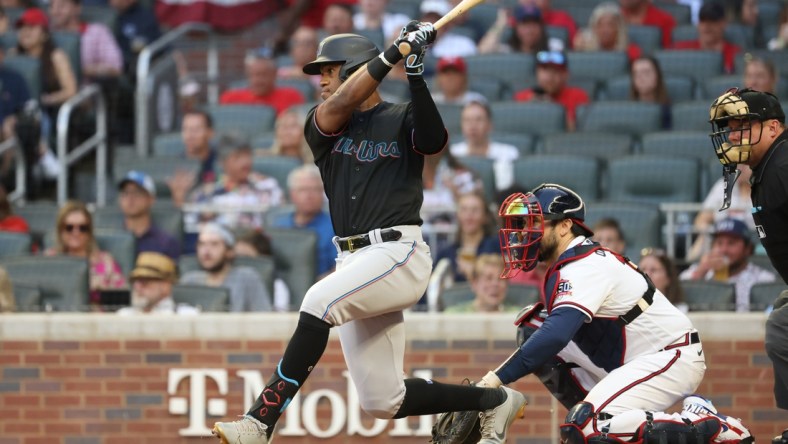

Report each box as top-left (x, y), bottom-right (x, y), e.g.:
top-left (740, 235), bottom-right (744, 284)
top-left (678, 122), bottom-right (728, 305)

top-left (304, 102), bottom-right (436, 238)
top-left (751, 129), bottom-right (788, 283)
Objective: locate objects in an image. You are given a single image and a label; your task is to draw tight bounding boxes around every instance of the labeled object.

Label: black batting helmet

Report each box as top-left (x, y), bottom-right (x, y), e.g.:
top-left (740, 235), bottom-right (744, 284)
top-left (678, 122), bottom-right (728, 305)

top-left (302, 33), bottom-right (380, 81)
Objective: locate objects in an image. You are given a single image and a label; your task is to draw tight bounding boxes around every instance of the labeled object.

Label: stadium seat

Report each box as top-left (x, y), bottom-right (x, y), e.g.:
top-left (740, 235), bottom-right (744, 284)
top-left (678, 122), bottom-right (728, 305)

top-left (263, 204), bottom-right (295, 228)
top-left (13, 281), bottom-right (41, 312)
top-left (459, 156), bottom-right (496, 201)
top-left (53, 31), bottom-right (82, 81)
top-left (567, 51), bottom-right (629, 84)
top-left (437, 103), bottom-right (464, 136)
top-left (563, 5), bottom-right (595, 30)
top-left (513, 155), bottom-right (601, 201)
top-left (81, 5), bottom-right (117, 26)
top-left (208, 104), bottom-right (277, 137)
top-left (467, 3), bottom-right (499, 33)
top-left (464, 53), bottom-right (535, 93)
top-left (671, 24), bottom-right (698, 44)
top-left (546, 25), bottom-right (570, 48)
top-left (725, 24), bottom-right (755, 50)
top-left (94, 229), bottom-right (136, 276)
top-left (469, 77), bottom-right (504, 102)
top-left (357, 28), bottom-right (385, 49)
top-left (113, 157), bottom-right (201, 199)
top-left (601, 75), bottom-right (693, 103)
top-left (541, 132), bottom-right (633, 161)
top-left (4, 55), bottom-right (41, 98)
top-left (252, 155), bottom-right (303, 195)
top-left (733, 49), bottom-right (788, 75)
top-left (0, 232), bottom-right (31, 258)
top-left (13, 201), bottom-right (59, 246)
top-left (628, 25), bottom-right (662, 55)
top-left (640, 130), bottom-right (712, 162)
top-left (0, 256), bottom-right (90, 311)
top-left (702, 75), bottom-right (740, 101)
top-left (576, 102), bottom-right (662, 137)
top-left (379, 79), bottom-right (409, 103)
top-left (654, 50), bottom-right (723, 85)
top-left (493, 133), bottom-right (535, 156)
top-left (172, 284), bottom-right (229, 312)
top-left (440, 283), bottom-right (475, 310)
top-left (179, 254), bottom-right (276, 300)
top-left (655, 1), bottom-right (692, 25)
top-left (671, 101), bottom-right (713, 131)
top-left (607, 155), bottom-right (699, 204)
top-left (681, 281), bottom-right (736, 311)
top-left (93, 204), bottom-right (183, 243)
top-left (506, 284), bottom-right (540, 308)
top-left (278, 78), bottom-right (317, 102)
top-left (152, 132), bottom-right (183, 157)
top-left (585, 201), bottom-right (661, 259)
top-left (749, 282), bottom-right (788, 312)
top-left (267, 227), bottom-right (317, 310)
top-left (491, 102), bottom-right (566, 137)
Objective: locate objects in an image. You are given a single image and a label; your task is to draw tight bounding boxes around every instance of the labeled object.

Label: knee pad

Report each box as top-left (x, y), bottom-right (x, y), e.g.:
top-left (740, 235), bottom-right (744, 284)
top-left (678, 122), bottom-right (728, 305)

top-left (560, 402), bottom-right (596, 444)
top-left (639, 413), bottom-right (722, 444)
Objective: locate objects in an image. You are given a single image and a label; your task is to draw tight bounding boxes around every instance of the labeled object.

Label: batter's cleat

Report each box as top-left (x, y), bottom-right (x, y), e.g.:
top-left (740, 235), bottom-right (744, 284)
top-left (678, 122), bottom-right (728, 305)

top-left (681, 395), bottom-right (753, 444)
top-left (212, 415), bottom-right (270, 444)
top-left (478, 386), bottom-right (527, 443)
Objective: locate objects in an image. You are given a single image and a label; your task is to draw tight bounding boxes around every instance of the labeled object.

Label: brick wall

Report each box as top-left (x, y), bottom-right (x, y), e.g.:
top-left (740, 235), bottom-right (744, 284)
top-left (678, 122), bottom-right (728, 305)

top-left (0, 314), bottom-right (785, 444)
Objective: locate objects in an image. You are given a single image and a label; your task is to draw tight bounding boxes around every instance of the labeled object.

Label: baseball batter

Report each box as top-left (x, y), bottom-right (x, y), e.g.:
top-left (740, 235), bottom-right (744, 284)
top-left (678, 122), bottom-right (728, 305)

top-left (212, 27), bottom-right (526, 444)
top-left (478, 183), bottom-right (754, 444)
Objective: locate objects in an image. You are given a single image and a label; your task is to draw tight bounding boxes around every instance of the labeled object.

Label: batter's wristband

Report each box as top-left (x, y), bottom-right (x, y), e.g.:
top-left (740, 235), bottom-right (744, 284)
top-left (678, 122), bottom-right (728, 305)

top-left (367, 46), bottom-right (402, 82)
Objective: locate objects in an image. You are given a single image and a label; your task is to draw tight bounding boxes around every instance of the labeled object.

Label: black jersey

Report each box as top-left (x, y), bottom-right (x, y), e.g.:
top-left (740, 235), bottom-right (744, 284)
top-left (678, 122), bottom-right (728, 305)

top-left (751, 130), bottom-right (788, 283)
top-left (304, 102), bottom-right (426, 237)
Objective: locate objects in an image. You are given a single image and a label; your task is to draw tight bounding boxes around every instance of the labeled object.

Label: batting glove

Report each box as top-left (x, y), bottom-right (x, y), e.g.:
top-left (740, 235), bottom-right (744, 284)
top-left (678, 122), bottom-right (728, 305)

top-left (403, 22), bottom-right (436, 76)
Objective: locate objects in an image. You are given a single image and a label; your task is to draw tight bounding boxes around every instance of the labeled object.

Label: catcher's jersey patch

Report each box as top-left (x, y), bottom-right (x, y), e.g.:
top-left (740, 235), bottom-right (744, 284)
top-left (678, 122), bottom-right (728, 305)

top-left (557, 279), bottom-right (573, 297)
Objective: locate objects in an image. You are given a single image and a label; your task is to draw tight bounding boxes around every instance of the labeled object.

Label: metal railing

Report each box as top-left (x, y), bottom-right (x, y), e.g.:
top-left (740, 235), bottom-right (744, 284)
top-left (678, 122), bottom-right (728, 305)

top-left (0, 137), bottom-right (25, 203)
top-left (57, 84), bottom-right (108, 206)
top-left (660, 202), bottom-right (707, 260)
top-left (136, 23), bottom-right (219, 157)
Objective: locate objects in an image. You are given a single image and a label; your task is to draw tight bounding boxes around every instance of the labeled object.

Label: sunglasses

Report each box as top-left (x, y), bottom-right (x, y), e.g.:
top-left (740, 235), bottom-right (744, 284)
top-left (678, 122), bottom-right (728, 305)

top-left (640, 247), bottom-right (667, 258)
top-left (536, 51), bottom-right (566, 66)
top-left (63, 224), bottom-right (89, 233)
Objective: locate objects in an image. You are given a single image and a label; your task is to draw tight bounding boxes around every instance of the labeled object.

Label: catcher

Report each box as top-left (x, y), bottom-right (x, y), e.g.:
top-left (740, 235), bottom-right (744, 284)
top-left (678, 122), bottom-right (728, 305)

top-left (433, 184), bottom-right (753, 444)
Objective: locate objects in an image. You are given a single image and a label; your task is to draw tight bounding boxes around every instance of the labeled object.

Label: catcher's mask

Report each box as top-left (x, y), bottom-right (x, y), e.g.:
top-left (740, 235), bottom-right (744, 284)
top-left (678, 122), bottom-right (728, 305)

top-left (709, 88), bottom-right (785, 165)
top-left (498, 184), bottom-right (593, 278)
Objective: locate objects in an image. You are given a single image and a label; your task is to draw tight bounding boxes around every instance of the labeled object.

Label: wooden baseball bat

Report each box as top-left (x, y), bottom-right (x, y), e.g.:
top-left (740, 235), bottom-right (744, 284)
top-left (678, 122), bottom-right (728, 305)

top-left (397, 0), bottom-right (486, 55)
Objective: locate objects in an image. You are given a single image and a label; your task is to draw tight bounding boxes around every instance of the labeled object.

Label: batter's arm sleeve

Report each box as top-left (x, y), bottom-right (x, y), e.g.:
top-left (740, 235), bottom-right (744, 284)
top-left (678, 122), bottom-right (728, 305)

top-left (495, 307), bottom-right (586, 384)
top-left (408, 75), bottom-right (447, 155)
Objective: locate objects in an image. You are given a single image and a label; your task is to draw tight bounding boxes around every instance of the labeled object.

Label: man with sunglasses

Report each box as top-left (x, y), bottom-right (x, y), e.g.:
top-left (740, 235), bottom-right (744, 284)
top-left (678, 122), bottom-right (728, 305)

top-left (513, 50), bottom-right (589, 131)
top-left (485, 183), bottom-right (752, 444)
top-left (709, 88), bottom-right (788, 444)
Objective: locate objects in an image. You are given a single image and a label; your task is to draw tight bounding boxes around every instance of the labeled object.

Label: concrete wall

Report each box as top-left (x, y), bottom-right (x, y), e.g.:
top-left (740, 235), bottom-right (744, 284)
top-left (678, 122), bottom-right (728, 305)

top-left (0, 312), bottom-right (785, 444)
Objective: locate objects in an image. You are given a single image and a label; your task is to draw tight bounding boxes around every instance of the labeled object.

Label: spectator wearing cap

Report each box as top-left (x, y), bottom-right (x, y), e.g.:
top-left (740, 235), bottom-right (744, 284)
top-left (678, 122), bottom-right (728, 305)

top-left (450, 101), bottom-right (519, 190)
top-left (353, 0), bottom-right (411, 43)
top-left (673, 1), bottom-right (740, 73)
top-left (181, 222), bottom-right (273, 312)
top-left (219, 51), bottom-right (305, 115)
top-left (680, 218), bottom-right (776, 311)
top-left (619, 0), bottom-right (676, 48)
top-left (432, 57), bottom-right (487, 105)
top-left (420, 0), bottom-right (477, 58)
top-left (118, 252), bottom-right (199, 315)
top-left (12, 8), bottom-right (77, 143)
top-left (479, 5), bottom-right (564, 55)
top-left (50, 0), bottom-right (123, 81)
top-left (523, 0), bottom-right (578, 46)
top-left (574, 2), bottom-right (642, 62)
top-left (118, 170), bottom-right (180, 260)
top-left (513, 50), bottom-right (590, 131)
top-left (188, 132), bottom-right (283, 230)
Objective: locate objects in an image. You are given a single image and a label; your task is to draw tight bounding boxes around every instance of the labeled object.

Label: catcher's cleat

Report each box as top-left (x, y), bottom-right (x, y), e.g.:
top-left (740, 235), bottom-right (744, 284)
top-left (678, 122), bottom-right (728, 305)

top-left (212, 415), bottom-right (270, 444)
top-left (478, 386), bottom-right (527, 443)
top-left (681, 395), bottom-right (753, 444)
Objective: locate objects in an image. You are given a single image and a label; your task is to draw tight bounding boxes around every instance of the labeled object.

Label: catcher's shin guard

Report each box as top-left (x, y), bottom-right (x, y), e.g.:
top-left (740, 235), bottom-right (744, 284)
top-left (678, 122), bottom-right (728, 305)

top-left (638, 412), bottom-right (723, 444)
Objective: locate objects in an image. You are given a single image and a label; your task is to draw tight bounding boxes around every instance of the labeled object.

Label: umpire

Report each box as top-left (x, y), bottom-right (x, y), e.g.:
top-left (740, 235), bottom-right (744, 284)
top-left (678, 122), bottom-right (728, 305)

top-left (709, 88), bottom-right (788, 443)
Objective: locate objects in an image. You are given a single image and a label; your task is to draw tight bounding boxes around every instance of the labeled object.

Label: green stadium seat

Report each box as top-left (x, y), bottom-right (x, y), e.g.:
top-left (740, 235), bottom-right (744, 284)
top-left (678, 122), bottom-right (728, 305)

top-left (208, 104), bottom-right (277, 138)
top-left (749, 282), bottom-right (788, 311)
top-left (628, 25), bottom-right (662, 55)
top-left (13, 281), bottom-right (41, 312)
top-left (4, 55), bottom-right (41, 98)
top-left (252, 155), bottom-right (303, 195)
top-left (172, 284), bottom-right (229, 311)
top-left (576, 102), bottom-right (662, 137)
top-left (179, 254), bottom-right (275, 300)
top-left (567, 51), bottom-right (629, 83)
top-left (0, 256), bottom-right (90, 311)
top-left (513, 155), bottom-right (601, 201)
top-left (671, 101), bottom-right (713, 132)
top-left (681, 280), bottom-right (735, 311)
top-left (640, 130), bottom-right (712, 162)
top-left (606, 155), bottom-right (699, 204)
top-left (0, 232), bottom-right (32, 258)
top-left (95, 229), bottom-right (136, 276)
top-left (654, 50), bottom-right (723, 85)
top-left (464, 53), bottom-right (535, 93)
top-left (541, 132), bottom-right (633, 162)
top-left (585, 201), bottom-right (661, 259)
top-left (491, 102), bottom-right (566, 137)
top-left (267, 227), bottom-right (317, 310)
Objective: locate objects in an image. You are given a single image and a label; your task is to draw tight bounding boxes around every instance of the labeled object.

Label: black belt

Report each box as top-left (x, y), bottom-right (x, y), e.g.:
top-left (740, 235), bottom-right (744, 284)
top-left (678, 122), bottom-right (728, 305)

top-left (661, 332), bottom-right (701, 352)
top-left (337, 229), bottom-right (402, 252)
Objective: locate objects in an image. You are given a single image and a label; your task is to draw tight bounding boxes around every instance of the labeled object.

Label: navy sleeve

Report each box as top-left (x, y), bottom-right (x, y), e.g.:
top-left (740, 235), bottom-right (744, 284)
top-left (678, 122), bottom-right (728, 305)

top-left (495, 307), bottom-right (587, 384)
top-left (407, 76), bottom-right (447, 155)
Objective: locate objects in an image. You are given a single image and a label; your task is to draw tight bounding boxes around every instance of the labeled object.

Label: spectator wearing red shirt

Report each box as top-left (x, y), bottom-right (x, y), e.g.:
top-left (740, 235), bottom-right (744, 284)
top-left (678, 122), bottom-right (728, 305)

top-left (524, 0), bottom-right (578, 47)
top-left (513, 50), bottom-right (589, 131)
top-left (0, 184), bottom-right (28, 233)
top-left (219, 51), bottom-right (305, 115)
top-left (673, 1), bottom-right (739, 74)
top-left (620, 0), bottom-right (676, 48)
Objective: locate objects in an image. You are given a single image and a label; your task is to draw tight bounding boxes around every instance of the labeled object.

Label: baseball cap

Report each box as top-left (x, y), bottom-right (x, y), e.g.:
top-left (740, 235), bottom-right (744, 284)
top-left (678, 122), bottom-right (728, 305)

top-left (437, 56), bottom-right (466, 74)
top-left (536, 50), bottom-right (568, 69)
top-left (15, 8), bottom-right (49, 29)
top-left (712, 218), bottom-right (751, 243)
top-left (200, 222), bottom-right (236, 247)
top-left (699, 1), bottom-right (726, 22)
top-left (420, 0), bottom-right (451, 16)
top-left (738, 89), bottom-right (786, 123)
top-left (118, 170), bottom-right (156, 196)
top-left (130, 252), bottom-right (178, 282)
top-left (513, 5), bottom-right (542, 23)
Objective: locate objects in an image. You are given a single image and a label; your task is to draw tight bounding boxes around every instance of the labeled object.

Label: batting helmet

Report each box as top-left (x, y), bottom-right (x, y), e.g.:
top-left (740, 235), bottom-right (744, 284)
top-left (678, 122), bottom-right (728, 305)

top-left (498, 184), bottom-right (593, 277)
top-left (302, 33), bottom-right (380, 81)
top-left (709, 87), bottom-right (785, 165)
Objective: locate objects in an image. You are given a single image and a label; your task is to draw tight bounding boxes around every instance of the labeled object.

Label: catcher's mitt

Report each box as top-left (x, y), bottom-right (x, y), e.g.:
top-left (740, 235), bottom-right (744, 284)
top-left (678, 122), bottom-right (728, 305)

top-left (430, 379), bottom-right (481, 444)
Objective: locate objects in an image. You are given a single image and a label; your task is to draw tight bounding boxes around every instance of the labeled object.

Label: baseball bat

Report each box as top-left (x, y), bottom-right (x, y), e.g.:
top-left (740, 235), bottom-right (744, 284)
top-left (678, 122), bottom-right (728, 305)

top-left (397, 0), bottom-right (486, 55)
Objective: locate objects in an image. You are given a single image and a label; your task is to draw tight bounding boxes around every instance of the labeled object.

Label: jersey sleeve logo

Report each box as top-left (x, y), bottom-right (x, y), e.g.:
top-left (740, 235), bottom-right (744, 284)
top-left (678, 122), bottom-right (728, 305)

top-left (556, 279), bottom-right (573, 298)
